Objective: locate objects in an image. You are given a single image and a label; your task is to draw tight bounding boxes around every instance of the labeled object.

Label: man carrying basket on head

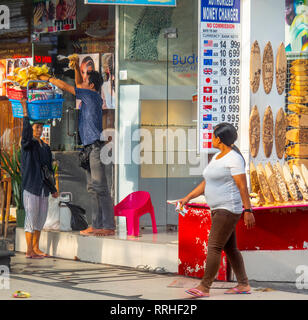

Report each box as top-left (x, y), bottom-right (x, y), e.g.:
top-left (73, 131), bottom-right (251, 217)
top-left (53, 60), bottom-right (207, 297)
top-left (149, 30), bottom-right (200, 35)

top-left (39, 55), bottom-right (115, 237)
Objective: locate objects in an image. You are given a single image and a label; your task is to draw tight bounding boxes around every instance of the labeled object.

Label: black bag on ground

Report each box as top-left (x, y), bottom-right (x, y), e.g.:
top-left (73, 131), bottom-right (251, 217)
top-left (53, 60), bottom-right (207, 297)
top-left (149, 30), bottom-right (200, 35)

top-left (65, 203), bottom-right (88, 231)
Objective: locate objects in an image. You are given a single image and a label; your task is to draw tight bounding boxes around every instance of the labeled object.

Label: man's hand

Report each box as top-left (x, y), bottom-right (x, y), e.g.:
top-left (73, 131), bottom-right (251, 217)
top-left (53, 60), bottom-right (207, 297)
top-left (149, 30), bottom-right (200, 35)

top-left (20, 98), bottom-right (28, 117)
top-left (52, 192), bottom-right (59, 198)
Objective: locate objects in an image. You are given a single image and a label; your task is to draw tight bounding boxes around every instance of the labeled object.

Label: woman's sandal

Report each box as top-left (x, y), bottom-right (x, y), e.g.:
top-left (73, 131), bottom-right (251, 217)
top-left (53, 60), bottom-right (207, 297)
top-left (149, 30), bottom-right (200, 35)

top-left (224, 287), bottom-right (252, 294)
top-left (185, 288), bottom-right (210, 298)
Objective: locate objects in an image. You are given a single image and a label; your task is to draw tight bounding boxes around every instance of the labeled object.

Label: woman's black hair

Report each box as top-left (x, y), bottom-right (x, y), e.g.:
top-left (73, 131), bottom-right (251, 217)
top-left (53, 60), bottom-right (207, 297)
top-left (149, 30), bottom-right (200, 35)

top-left (213, 122), bottom-right (246, 166)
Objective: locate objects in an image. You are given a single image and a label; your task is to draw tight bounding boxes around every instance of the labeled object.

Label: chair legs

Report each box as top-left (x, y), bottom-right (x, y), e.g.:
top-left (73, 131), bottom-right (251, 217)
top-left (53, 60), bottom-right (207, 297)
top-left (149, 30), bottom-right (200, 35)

top-left (150, 206), bottom-right (157, 234)
top-left (119, 205), bottom-right (157, 237)
top-left (126, 215), bottom-right (135, 236)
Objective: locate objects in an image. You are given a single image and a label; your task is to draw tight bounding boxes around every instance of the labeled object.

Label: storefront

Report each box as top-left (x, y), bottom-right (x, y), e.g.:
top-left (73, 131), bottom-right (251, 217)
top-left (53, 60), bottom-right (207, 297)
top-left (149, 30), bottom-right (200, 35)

top-left (0, 0), bottom-right (116, 224)
top-left (117, 0), bottom-right (202, 229)
top-left (1, 0), bottom-right (308, 281)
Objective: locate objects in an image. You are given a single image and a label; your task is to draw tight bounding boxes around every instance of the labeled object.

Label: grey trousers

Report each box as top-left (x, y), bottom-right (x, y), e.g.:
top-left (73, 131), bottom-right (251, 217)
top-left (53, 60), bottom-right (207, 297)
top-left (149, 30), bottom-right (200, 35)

top-left (85, 145), bottom-right (115, 230)
top-left (23, 189), bottom-right (48, 233)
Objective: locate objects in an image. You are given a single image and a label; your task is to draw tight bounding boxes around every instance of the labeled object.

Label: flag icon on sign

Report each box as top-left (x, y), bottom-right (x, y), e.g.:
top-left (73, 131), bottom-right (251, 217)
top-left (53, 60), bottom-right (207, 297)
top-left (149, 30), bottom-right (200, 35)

top-left (203, 86), bottom-right (212, 93)
top-left (203, 123), bottom-right (213, 130)
top-left (203, 132), bottom-right (212, 140)
top-left (203, 96), bottom-right (212, 103)
top-left (204, 49), bottom-right (213, 56)
top-left (204, 40), bottom-right (213, 47)
top-left (203, 68), bottom-right (212, 75)
top-left (203, 142), bottom-right (212, 148)
top-left (204, 59), bottom-right (213, 66)
top-left (203, 114), bottom-right (212, 121)
top-left (203, 105), bottom-right (212, 110)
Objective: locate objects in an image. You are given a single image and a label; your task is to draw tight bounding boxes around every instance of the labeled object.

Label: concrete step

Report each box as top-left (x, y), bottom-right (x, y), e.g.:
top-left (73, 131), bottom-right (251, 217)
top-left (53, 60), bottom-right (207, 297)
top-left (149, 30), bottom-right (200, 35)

top-left (15, 227), bottom-right (178, 273)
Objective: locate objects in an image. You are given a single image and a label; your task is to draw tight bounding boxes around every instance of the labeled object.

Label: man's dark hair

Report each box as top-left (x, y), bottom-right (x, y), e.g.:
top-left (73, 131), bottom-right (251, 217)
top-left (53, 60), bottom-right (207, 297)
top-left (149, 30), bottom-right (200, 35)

top-left (87, 70), bottom-right (103, 92)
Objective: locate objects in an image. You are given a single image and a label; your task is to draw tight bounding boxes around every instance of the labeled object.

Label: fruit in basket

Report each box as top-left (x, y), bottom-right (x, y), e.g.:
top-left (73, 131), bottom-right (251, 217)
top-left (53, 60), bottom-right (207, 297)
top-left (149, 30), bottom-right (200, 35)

top-left (5, 65), bottom-right (51, 88)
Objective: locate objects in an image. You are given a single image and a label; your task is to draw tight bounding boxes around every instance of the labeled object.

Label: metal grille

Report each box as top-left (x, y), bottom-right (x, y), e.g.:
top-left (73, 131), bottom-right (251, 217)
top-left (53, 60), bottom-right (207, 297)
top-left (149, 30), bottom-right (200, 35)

top-left (285, 52), bottom-right (308, 163)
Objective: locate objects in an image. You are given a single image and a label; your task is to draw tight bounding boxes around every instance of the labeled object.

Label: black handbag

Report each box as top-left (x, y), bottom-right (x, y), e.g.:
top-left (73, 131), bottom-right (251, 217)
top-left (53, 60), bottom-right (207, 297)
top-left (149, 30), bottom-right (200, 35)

top-left (41, 164), bottom-right (57, 193)
top-left (37, 144), bottom-right (57, 193)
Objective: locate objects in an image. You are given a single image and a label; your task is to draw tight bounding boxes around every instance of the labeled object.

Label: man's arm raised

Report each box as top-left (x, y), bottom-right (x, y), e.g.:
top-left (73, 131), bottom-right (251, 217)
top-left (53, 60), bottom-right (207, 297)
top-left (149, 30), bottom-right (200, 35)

top-left (39, 75), bottom-right (76, 96)
top-left (74, 63), bottom-right (83, 88)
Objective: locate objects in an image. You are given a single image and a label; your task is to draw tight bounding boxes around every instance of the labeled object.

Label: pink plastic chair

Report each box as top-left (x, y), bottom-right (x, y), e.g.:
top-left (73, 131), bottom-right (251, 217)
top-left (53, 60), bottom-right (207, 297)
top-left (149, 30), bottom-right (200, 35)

top-left (114, 191), bottom-right (158, 237)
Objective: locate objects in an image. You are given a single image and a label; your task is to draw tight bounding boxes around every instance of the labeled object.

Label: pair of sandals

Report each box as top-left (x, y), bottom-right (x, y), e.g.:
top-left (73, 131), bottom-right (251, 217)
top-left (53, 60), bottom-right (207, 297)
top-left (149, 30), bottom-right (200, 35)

top-left (185, 287), bottom-right (251, 298)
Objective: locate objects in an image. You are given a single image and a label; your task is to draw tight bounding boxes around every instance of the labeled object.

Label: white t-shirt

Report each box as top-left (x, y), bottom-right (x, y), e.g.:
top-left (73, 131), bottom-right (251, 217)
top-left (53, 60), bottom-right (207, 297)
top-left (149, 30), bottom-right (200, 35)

top-left (203, 150), bottom-right (245, 214)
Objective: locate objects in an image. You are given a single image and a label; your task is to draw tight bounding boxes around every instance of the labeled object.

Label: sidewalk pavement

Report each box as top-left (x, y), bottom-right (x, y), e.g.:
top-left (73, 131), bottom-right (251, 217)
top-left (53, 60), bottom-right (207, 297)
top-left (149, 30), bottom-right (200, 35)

top-left (0, 253), bottom-right (308, 300)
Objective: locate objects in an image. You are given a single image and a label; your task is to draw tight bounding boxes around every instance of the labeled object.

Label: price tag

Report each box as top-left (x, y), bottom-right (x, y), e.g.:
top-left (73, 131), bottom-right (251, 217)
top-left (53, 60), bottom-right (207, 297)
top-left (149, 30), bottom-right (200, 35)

top-left (198, 0), bottom-right (241, 153)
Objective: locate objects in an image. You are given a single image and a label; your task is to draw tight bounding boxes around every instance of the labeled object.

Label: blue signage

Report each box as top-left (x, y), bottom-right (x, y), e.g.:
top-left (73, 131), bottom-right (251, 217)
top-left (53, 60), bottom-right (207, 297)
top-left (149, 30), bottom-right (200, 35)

top-left (85, 0), bottom-right (176, 6)
top-left (201, 0), bottom-right (240, 23)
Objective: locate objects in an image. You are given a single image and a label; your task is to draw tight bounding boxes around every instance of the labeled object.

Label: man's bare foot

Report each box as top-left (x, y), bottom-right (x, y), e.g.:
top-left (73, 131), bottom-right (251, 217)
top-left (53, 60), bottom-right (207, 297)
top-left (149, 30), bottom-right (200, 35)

top-left (94, 229), bottom-right (115, 236)
top-left (25, 251), bottom-right (44, 259)
top-left (225, 284), bottom-right (251, 294)
top-left (80, 227), bottom-right (96, 236)
top-left (33, 249), bottom-right (46, 256)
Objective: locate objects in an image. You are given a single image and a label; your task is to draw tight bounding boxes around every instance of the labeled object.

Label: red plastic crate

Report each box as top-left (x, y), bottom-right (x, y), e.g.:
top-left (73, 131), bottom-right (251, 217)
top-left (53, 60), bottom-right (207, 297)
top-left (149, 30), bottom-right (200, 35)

top-left (178, 206), bottom-right (228, 281)
top-left (7, 87), bottom-right (27, 100)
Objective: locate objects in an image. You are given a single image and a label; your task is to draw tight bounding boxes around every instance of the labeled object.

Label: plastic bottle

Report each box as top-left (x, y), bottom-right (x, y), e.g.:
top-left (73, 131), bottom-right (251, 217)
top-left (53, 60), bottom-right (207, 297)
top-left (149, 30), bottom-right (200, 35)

top-left (55, 88), bottom-right (63, 99)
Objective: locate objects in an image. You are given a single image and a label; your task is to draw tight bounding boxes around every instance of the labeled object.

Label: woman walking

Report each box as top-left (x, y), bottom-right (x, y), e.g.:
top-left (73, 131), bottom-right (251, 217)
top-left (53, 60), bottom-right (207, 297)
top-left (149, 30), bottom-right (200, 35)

top-left (21, 99), bottom-right (58, 258)
top-left (180, 123), bottom-right (255, 297)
